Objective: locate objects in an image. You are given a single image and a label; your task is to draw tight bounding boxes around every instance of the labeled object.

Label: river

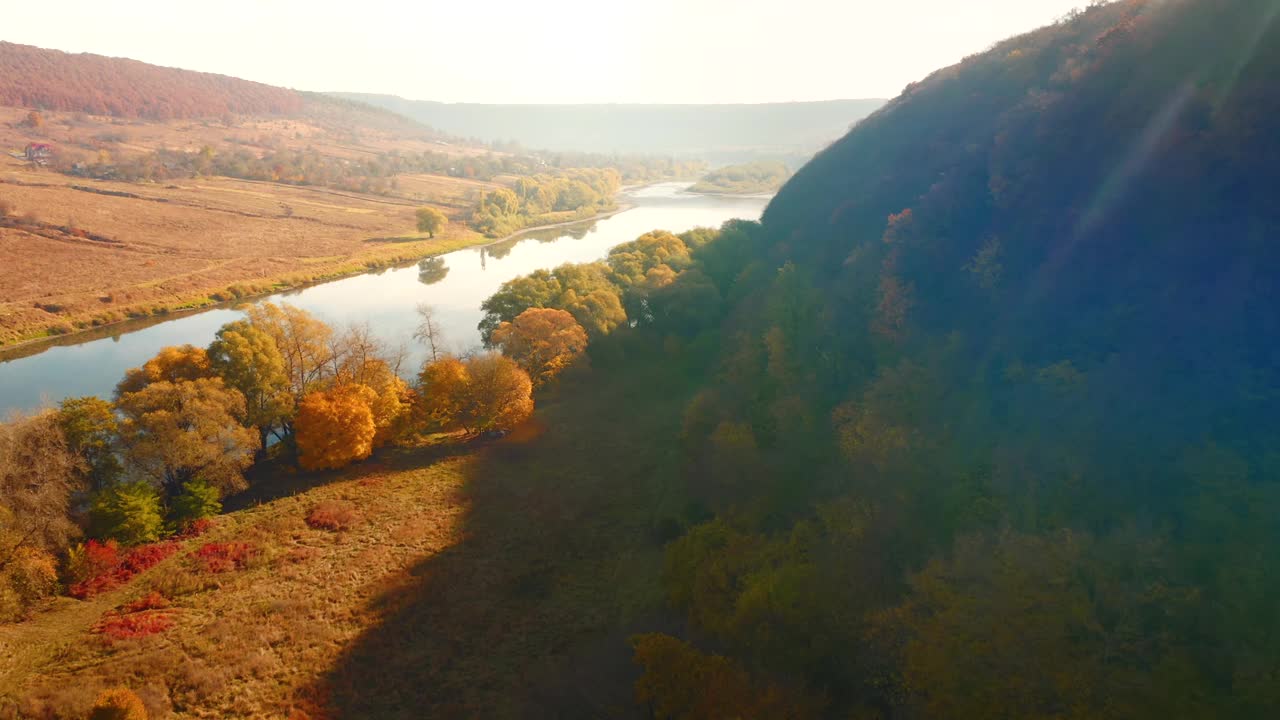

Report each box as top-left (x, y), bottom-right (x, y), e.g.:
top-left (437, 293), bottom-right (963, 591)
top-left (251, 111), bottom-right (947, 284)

top-left (0, 183), bottom-right (769, 415)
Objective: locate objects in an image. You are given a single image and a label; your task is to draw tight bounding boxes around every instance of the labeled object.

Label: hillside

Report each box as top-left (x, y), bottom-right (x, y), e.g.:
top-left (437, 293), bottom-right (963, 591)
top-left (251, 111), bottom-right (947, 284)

top-left (331, 93), bottom-right (885, 158)
top-left (608, 0), bottom-right (1280, 716)
top-left (0, 42), bottom-right (306, 120)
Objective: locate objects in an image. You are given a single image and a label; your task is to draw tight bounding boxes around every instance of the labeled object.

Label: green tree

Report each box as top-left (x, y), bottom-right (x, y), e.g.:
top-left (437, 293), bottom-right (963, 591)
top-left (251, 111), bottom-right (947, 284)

top-left (415, 207), bottom-right (448, 237)
top-left (58, 396), bottom-right (123, 490)
top-left (885, 528), bottom-right (1206, 719)
top-left (90, 481), bottom-right (165, 545)
top-left (207, 319), bottom-right (294, 447)
top-left (169, 478), bottom-right (222, 526)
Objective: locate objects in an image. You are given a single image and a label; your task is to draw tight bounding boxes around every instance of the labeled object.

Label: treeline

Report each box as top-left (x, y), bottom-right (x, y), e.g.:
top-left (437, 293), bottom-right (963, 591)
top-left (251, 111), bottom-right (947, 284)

top-left (54, 144), bottom-right (479, 195)
top-left (0, 300), bottom-right (591, 622)
top-left (689, 160), bottom-right (790, 194)
top-left (470, 169), bottom-right (621, 237)
top-left (0, 41), bottom-right (303, 120)
top-left (478, 224), bottom-right (728, 343)
top-left (53, 142), bottom-right (681, 200)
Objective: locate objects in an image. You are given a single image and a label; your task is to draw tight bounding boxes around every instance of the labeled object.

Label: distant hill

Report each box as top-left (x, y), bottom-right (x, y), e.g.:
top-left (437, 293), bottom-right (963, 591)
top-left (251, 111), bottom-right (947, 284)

top-left (329, 93), bottom-right (885, 157)
top-left (0, 41), bottom-right (305, 120)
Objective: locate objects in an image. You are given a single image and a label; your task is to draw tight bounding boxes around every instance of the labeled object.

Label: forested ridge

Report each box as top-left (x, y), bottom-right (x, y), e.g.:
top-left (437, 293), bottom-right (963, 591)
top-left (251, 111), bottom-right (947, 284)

top-left (0, 42), bottom-right (304, 120)
top-left (477, 0), bottom-right (1280, 715)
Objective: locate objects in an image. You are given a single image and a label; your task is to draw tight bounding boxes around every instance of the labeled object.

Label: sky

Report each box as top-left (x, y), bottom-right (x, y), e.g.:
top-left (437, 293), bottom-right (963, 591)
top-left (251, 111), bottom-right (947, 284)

top-left (4, 0), bottom-right (1086, 104)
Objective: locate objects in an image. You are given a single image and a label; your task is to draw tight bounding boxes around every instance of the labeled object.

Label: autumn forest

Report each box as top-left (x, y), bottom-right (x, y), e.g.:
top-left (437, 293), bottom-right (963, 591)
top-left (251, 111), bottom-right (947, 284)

top-left (3, 0), bottom-right (1280, 718)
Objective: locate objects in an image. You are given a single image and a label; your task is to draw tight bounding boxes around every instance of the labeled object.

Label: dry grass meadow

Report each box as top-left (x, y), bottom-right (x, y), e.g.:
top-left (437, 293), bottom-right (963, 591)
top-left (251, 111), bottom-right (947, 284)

top-left (0, 357), bottom-right (694, 719)
top-left (0, 107), bottom-right (499, 347)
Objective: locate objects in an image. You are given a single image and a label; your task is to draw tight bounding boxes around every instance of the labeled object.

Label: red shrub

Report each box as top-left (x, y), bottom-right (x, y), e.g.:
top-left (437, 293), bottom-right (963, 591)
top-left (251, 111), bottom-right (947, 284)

top-left (95, 610), bottom-right (174, 640)
top-left (305, 501), bottom-right (360, 532)
top-left (69, 541), bottom-right (179, 599)
top-left (72, 539), bottom-right (121, 582)
top-left (192, 542), bottom-right (255, 573)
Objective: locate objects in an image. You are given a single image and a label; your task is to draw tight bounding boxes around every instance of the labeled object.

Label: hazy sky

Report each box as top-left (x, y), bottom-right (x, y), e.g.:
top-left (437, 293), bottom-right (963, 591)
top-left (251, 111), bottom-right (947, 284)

top-left (5, 0), bottom-right (1085, 104)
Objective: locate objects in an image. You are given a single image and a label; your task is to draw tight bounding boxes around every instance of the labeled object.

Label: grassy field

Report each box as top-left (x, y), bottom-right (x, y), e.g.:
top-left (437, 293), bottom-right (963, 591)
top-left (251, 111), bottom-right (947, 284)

top-left (0, 160), bottom-right (498, 348)
top-left (0, 105), bottom-right (507, 347)
top-left (0, 354), bottom-right (695, 719)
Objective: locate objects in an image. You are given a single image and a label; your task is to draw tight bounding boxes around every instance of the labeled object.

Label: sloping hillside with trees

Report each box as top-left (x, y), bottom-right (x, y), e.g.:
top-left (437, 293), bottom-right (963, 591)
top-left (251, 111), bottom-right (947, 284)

top-left (428, 0), bottom-right (1280, 716)
top-left (0, 42), bottom-right (305, 120)
top-left (623, 0), bottom-right (1280, 716)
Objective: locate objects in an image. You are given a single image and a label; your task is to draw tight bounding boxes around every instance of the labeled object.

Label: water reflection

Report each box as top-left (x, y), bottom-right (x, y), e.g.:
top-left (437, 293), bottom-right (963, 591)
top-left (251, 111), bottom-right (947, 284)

top-left (417, 257), bottom-right (449, 286)
top-left (0, 183), bottom-right (768, 414)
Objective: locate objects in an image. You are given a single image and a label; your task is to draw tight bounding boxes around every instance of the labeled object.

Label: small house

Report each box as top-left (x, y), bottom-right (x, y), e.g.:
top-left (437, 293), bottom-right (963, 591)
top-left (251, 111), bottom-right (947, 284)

top-left (25, 143), bottom-right (54, 166)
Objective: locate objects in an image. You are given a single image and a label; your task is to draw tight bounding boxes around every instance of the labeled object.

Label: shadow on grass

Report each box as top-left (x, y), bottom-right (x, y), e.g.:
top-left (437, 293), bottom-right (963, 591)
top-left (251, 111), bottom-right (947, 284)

top-left (309, 363), bottom-right (698, 718)
top-left (224, 437), bottom-right (478, 512)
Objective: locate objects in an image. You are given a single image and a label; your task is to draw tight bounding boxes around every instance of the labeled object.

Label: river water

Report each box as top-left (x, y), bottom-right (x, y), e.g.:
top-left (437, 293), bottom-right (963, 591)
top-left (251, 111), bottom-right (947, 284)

top-left (0, 183), bottom-right (769, 415)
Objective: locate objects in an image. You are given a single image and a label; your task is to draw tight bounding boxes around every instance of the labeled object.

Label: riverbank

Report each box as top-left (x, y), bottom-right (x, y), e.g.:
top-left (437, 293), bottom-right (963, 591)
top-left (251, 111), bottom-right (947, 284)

top-left (0, 183), bottom-right (767, 413)
top-left (0, 196), bottom-right (635, 362)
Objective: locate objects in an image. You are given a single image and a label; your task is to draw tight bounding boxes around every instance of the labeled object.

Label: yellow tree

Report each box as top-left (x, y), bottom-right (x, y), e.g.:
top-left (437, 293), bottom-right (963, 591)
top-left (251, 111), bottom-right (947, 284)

top-left (243, 303), bottom-right (335, 402)
top-left (116, 378), bottom-right (259, 497)
top-left (116, 345), bottom-right (213, 396)
top-left (415, 207), bottom-right (448, 238)
top-left (461, 354), bottom-right (534, 432)
top-left (350, 359), bottom-right (410, 447)
top-left (416, 354), bottom-right (533, 434)
top-left (417, 355), bottom-right (469, 431)
top-left (295, 384), bottom-right (378, 471)
top-left (490, 307), bottom-right (588, 386)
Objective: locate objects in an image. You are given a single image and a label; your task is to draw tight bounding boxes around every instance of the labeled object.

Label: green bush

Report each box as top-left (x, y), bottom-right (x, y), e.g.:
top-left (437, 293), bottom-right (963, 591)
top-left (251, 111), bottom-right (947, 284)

top-left (90, 482), bottom-right (165, 545)
top-left (169, 478), bottom-right (221, 526)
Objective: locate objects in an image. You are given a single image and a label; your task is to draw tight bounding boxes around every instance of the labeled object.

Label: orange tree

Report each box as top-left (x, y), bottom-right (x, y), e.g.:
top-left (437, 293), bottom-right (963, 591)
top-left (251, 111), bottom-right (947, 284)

top-left (490, 307), bottom-right (588, 386)
top-left (294, 384), bottom-right (378, 471)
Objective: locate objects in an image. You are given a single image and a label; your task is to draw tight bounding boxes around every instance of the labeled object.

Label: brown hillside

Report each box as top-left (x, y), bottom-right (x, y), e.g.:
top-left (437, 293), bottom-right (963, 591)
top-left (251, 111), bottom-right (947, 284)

top-left (0, 42), bottom-right (304, 120)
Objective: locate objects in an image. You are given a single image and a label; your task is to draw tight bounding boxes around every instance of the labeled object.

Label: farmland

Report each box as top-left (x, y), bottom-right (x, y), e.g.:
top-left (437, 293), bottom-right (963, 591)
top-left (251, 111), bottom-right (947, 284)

top-left (0, 104), bottom-right (509, 348)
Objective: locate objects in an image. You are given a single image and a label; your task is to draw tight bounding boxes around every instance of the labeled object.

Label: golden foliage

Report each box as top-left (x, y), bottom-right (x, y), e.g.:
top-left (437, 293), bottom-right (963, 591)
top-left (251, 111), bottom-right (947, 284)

top-left (490, 307), bottom-right (588, 386)
top-left (416, 355), bottom-right (470, 430)
top-left (243, 303), bottom-right (335, 402)
top-left (116, 378), bottom-right (259, 495)
top-left (0, 544), bottom-right (58, 622)
top-left (416, 354), bottom-right (534, 433)
top-left (89, 687), bottom-right (148, 720)
top-left (295, 384), bottom-right (378, 471)
top-left (116, 345), bottom-right (213, 396)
